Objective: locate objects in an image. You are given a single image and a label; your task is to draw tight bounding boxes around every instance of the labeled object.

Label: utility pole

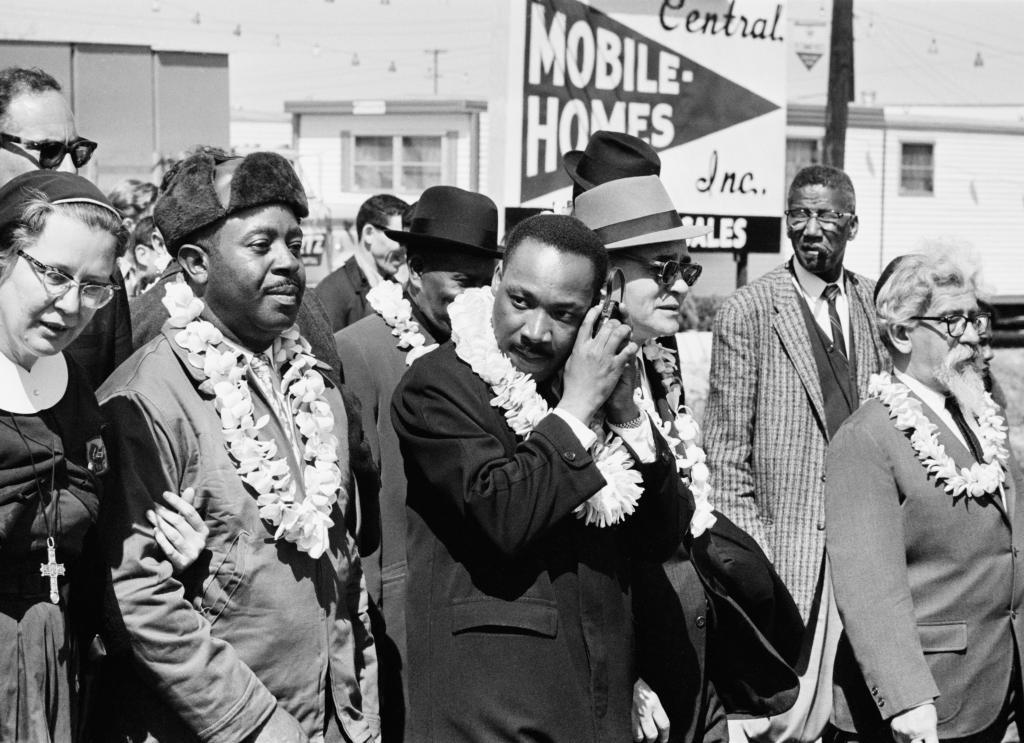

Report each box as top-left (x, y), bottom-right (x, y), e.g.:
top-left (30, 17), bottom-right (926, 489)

top-left (823, 0), bottom-right (854, 168)
top-left (424, 48), bottom-right (447, 95)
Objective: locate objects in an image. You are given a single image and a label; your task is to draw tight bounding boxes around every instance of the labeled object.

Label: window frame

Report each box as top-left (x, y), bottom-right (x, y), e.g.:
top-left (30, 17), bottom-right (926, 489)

top-left (899, 141), bottom-right (935, 196)
top-left (345, 133), bottom-right (447, 194)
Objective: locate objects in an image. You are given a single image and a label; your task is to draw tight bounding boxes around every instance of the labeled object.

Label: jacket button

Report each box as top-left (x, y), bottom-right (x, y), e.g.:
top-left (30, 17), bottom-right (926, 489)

top-left (817, 521), bottom-right (825, 531)
top-left (563, 451), bottom-right (576, 462)
top-left (820, 474), bottom-right (826, 482)
top-left (762, 518), bottom-right (774, 526)
top-left (1012, 610), bottom-right (1018, 620)
top-left (1014, 548), bottom-right (1020, 558)
top-left (695, 615), bottom-right (706, 629)
top-left (870, 687), bottom-right (878, 696)
top-left (878, 699), bottom-right (885, 708)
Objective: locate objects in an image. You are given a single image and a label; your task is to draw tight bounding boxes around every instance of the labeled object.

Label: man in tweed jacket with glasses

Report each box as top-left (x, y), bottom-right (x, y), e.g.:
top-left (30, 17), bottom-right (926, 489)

top-left (703, 165), bottom-right (889, 622)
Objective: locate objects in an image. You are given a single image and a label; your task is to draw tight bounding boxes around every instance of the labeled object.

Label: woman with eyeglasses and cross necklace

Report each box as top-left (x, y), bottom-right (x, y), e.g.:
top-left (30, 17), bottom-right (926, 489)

top-left (0, 171), bottom-right (208, 742)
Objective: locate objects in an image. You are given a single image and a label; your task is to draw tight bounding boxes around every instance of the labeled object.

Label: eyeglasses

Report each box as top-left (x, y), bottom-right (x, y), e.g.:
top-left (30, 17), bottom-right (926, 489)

top-left (620, 254), bottom-right (703, 287)
top-left (911, 312), bottom-right (991, 339)
top-left (17, 250), bottom-right (119, 309)
top-left (0, 133), bottom-right (98, 170)
top-left (783, 208), bottom-right (854, 230)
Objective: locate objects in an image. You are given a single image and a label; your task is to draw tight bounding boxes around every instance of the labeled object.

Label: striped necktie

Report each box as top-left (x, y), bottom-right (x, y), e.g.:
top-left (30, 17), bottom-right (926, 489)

top-left (822, 283), bottom-right (846, 358)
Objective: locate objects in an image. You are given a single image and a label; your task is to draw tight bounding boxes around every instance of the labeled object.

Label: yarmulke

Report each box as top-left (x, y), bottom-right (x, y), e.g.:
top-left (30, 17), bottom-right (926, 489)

top-left (0, 170), bottom-right (120, 233)
top-left (154, 151), bottom-right (309, 255)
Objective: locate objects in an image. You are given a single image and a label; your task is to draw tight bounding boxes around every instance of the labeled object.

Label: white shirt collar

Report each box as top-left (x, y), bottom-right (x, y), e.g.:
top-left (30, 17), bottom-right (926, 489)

top-left (792, 259), bottom-right (846, 300)
top-left (0, 351), bottom-right (69, 414)
top-left (894, 369), bottom-right (948, 417)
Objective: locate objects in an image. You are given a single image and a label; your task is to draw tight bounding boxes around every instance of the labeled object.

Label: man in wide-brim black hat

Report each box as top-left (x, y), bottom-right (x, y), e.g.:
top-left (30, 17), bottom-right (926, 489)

top-left (335, 184), bottom-right (500, 742)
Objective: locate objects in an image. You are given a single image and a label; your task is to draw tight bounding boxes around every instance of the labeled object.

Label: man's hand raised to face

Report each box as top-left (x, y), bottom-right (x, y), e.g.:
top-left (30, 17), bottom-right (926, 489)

top-left (558, 304), bottom-right (639, 425)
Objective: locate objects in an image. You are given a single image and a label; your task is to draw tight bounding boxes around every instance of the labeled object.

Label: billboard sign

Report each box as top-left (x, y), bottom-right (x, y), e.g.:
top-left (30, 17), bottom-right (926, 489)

top-left (503, 0), bottom-right (787, 253)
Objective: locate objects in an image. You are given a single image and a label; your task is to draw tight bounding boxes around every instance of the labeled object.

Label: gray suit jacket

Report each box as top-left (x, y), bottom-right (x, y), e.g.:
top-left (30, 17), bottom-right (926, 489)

top-left (826, 394), bottom-right (1024, 736)
top-left (703, 262), bottom-right (889, 617)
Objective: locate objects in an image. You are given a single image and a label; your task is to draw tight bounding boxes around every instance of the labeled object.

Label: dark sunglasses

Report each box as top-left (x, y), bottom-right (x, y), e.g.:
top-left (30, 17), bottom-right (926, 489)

top-left (0, 132), bottom-right (98, 170)
top-left (620, 254), bottom-right (703, 287)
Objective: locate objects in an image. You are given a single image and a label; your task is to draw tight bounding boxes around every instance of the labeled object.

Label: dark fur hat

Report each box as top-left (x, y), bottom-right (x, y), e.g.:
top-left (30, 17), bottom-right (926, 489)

top-left (154, 151), bottom-right (309, 255)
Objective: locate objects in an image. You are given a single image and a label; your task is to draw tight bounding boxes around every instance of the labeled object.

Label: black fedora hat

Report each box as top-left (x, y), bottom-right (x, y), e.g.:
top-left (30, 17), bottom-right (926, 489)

top-left (563, 130), bottom-right (661, 193)
top-left (384, 185), bottom-right (500, 256)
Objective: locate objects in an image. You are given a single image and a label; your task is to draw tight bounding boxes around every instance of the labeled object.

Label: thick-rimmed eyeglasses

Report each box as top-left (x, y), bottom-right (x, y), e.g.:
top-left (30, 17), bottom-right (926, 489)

top-left (18, 251), bottom-right (119, 309)
top-left (911, 312), bottom-right (991, 339)
top-left (783, 208), bottom-right (854, 230)
top-left (0, 133), bottom-right (98, 170)
top-left (620, 254), bottom-right (703, 287)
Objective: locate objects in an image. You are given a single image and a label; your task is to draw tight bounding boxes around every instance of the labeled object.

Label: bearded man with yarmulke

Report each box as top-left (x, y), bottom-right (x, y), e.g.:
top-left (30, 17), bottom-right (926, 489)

top-left (96, 151), bottom-right (379, 743)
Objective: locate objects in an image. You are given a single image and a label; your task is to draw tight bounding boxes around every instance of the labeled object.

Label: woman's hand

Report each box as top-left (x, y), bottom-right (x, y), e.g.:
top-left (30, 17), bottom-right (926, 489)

top-left (146, 487), bottom-right (209, 574)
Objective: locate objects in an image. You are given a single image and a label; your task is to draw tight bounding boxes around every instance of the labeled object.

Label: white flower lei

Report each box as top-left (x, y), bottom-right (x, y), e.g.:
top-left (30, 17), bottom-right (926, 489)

top-left (448, 287), bottom-right (644, 528)
top-left (641, 341), bottom-right (717, 537)
top-left (162, 282), bottom-right (343, 558)
top-left (366, 281), bottom-right (438, 365)
top-left (869, 371), bottom-right (1009, 499)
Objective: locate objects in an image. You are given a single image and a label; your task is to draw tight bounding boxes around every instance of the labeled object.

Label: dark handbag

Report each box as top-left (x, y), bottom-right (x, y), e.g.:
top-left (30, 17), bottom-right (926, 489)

top-left (688, 511), bottom-right (803, 716)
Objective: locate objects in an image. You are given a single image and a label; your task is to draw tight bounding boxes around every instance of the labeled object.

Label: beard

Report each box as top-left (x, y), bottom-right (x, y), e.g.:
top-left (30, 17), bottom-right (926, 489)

top-left (934, 343), bottom-right (987, 419)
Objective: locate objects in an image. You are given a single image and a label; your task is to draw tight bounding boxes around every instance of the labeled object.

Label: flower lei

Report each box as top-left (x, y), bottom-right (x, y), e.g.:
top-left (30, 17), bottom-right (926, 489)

top-left (366, 281), bottom-right (438, 365)
top-left (869, 371), bottom-right (1009, 499)
top-left (641, 341), bottom-right (717, 537)
top-left (162, 282), bottom-right (343, 558)
top-left (448, 287), bottom-right (643, 527)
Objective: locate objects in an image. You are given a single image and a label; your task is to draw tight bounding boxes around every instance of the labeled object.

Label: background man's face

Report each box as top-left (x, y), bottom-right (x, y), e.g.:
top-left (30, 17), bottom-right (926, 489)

top-left (786, 184), bottom-right (858, 282)
top-left (363, 213), bottom-right (404, 278)
top-left (0, 90), bottom-right (78, 185)
top-left (413, 250), bottom-right (496, 337)
top-left (491, 238), bottom-right (595, 383)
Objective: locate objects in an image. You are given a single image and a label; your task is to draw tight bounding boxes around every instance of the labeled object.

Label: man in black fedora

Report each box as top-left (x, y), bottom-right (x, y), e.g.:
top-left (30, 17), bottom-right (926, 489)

top-left (335, 185), bottom-right (500, 741)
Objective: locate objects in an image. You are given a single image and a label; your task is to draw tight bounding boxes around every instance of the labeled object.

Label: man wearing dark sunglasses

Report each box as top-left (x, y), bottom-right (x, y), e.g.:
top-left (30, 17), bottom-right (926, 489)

top-left (0, 67), bottom-right (95, 184)
top-left (0, 66), bottom-right (130, 390)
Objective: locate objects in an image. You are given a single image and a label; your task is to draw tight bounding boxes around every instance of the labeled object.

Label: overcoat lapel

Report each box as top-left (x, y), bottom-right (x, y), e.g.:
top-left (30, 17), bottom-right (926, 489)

top-left (771, 269), bottom-right (827, 435)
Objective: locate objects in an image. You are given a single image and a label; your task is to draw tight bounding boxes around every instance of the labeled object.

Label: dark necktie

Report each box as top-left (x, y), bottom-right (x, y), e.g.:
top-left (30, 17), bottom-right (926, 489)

top-left (945, 396), bottom-right (984, 462)
top-left (822, 283), bottom-right (846, 358)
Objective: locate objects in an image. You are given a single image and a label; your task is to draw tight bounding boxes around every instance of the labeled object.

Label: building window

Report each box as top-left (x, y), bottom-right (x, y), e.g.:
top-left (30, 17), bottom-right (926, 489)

top-left (353, 136), bottom-right (395, 190)
top-left (785, 138), bottom-right (820, 192)
top-left (351, 135), bottom-right (444, 192)
top-left (900, 143), bottom-right (934, 195)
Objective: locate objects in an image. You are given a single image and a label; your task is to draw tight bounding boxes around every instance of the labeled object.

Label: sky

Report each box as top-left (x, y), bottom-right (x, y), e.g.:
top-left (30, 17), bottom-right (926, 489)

top-left (2, 0), bottom-right (1023, 114)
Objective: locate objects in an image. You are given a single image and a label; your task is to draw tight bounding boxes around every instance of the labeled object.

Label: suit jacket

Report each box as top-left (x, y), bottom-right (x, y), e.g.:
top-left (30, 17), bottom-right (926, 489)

top-left (315, 256), bottom-right (373, 332)
top-left (335, 307), bottom-right (439, 740)
top-left (96, 325), bottom-right (378, 743)
top-left (392, 343), bottom-right (685, 742)
top-left (826, 394), bottom-right (1024, 737)
top-left (704, 262), bottom-right (889, 617)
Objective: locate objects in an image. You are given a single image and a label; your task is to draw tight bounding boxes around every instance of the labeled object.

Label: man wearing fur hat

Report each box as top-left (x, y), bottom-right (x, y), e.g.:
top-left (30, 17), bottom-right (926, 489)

top-left (335, 185), bottom-right (499, 741)
top-left (96, 151), bottom-right (378, 743)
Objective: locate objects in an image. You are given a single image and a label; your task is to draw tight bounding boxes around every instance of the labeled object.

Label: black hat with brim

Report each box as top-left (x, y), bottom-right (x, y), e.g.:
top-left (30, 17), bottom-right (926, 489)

top-left (384, 185), bottom-right (500, 256)
top-left (563, 130), bottom-right (661, 193)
